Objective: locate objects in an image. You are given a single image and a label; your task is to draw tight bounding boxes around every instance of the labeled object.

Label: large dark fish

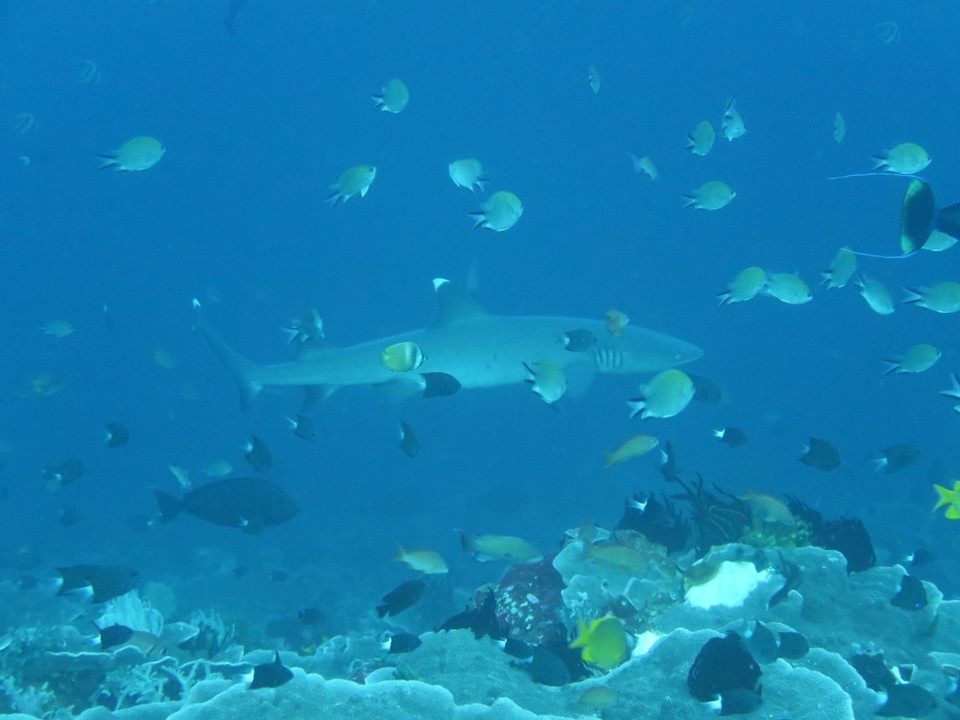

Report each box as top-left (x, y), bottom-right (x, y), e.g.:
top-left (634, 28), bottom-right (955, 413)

top-left (57, 564), bottom-right (137, 603)
top-left (376, 579), bottom-right (425, 618)
top-left (153, 478), bottom-right (298, 534)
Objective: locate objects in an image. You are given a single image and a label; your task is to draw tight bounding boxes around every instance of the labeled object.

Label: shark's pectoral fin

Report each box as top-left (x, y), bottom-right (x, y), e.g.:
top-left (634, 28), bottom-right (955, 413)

top-left (372, 376), bottom-right (426, 405)
top-left (421, 372), bottom-right (461, 398)
top-left (563, 362), bottom-right (596, 399)
top-left (301, 385), bottom-right (338, 413)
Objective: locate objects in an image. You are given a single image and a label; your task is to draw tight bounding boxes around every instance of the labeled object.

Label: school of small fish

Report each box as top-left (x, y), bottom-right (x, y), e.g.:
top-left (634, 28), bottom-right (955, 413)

top-left (6, 13), bottom-right (960, 713)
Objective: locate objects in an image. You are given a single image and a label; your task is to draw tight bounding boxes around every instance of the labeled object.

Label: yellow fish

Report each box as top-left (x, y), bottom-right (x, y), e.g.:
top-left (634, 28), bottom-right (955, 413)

top-left (604, 308), bottom-right (629, 336)
top-left (394, 545), bottom-right (448, 574)
top-left (604, 434), bottom-right (659, 468)
top-left (578, 686), bottom-right (618, 709)
top-left (457, 531), bottom-right (543, 563)
top-left (569, 615), bottom-right (628, 670)
top-left (738, 490), bottom-right (795, 526)
top-left (381, 341), bottom-right (425, 372)
top-left (933, 481), bottom-right (960, 519)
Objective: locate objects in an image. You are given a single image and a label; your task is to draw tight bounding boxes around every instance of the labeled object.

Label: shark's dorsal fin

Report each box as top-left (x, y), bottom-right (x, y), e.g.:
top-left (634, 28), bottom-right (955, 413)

top-left (432, 277), bottom-right (488, 327)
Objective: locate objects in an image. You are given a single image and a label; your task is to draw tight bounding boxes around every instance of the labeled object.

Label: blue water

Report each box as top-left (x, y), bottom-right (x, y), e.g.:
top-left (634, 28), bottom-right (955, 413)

top-left (1, 0), bottom-right (959, 633)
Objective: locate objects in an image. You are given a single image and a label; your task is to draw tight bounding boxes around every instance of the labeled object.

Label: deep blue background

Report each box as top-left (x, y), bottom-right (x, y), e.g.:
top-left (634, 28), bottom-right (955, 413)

top-left (1, 0), bottom-right (958, 633)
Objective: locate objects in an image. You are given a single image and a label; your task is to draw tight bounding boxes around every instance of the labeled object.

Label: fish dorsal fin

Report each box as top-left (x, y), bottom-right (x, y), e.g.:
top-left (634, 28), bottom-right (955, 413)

top-left (431, 277), bottom-right (488, 327)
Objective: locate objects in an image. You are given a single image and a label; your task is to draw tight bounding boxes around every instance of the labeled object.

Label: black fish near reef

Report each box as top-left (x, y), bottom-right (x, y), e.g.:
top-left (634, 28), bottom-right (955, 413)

top-left (687, 632), bottom-right (761, 706)
top-left (800, 437), bottom-right (841, 470)
top-left (244, 436), bottom-right (273, 472)
top-left (99, 624), bottom-right (135, 650)
top-left (153, 478), bottom-right (298, 534)
top-left (383, 632), bottom-right (422, 654)
top-left (877, 683), bottom-right (938, 718)
top-left (57, 564), bottom-right (137, 603)
top-left (249, 651), bottom-right (292, 689)
top-left (376, 579), bottom-right (425, 618)
top-left (891, 574), bottom-right (928, 611)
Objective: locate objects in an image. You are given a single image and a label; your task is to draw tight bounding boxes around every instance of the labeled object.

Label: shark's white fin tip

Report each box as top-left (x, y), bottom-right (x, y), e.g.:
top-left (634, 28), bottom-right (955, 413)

top-left (432, 277), bottom-right (450, 291)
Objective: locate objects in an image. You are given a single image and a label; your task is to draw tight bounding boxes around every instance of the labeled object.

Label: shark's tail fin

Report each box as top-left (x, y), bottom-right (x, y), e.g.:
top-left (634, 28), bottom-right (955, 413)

top-left (192, 299), bottom-right (263, 411)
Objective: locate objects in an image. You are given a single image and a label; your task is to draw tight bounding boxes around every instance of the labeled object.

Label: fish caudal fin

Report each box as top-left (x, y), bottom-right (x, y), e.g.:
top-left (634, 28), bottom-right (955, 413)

top-left (153, 489), bottom-right (183, 522)
top-left (192, 299), bottom-right (264, 410)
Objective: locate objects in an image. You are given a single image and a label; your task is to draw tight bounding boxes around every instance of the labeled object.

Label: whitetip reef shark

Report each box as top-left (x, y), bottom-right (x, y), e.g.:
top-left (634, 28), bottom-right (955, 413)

top-left (195, 278), bottom-right (703, 410)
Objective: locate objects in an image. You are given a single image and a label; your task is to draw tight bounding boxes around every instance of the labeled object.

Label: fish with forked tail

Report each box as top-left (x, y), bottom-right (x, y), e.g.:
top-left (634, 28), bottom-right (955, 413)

top-left (153, 477), bottom-right (298, 534)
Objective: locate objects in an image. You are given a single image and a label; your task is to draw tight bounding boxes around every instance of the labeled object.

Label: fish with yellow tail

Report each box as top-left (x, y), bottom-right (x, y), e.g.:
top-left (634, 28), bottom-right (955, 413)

top-left (456, 531), bottom-right (543, 563)
top-left (569, 615), bottom-right (629, 670)
top-left (933, 481), bottom-right (960, 519)
top-left (382, 342), bottom-right (425, 372)
top-left (393, 545), bottom-right (448, 574)
top-left (603, 434), bottom-right (658, 467)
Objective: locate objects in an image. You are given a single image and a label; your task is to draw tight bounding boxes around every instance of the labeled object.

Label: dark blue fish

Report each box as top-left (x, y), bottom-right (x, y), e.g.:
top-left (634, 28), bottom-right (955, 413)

top-left (153, 477), bottom-right (298, 534)
top-left (383, 633), bottom-right (422, 654)
top-left (249, 651), bottom-right (292, 689)
top-left (57, 564), bottom-right (137, 603)
top-left (376, 579), bottom-right (425, 618)
top-left (244, 436), bottom-right (273, 472)
top-left (399, 421), bottom-right (419, 458)
top-left (799, 437), bottom-right (840, 471)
